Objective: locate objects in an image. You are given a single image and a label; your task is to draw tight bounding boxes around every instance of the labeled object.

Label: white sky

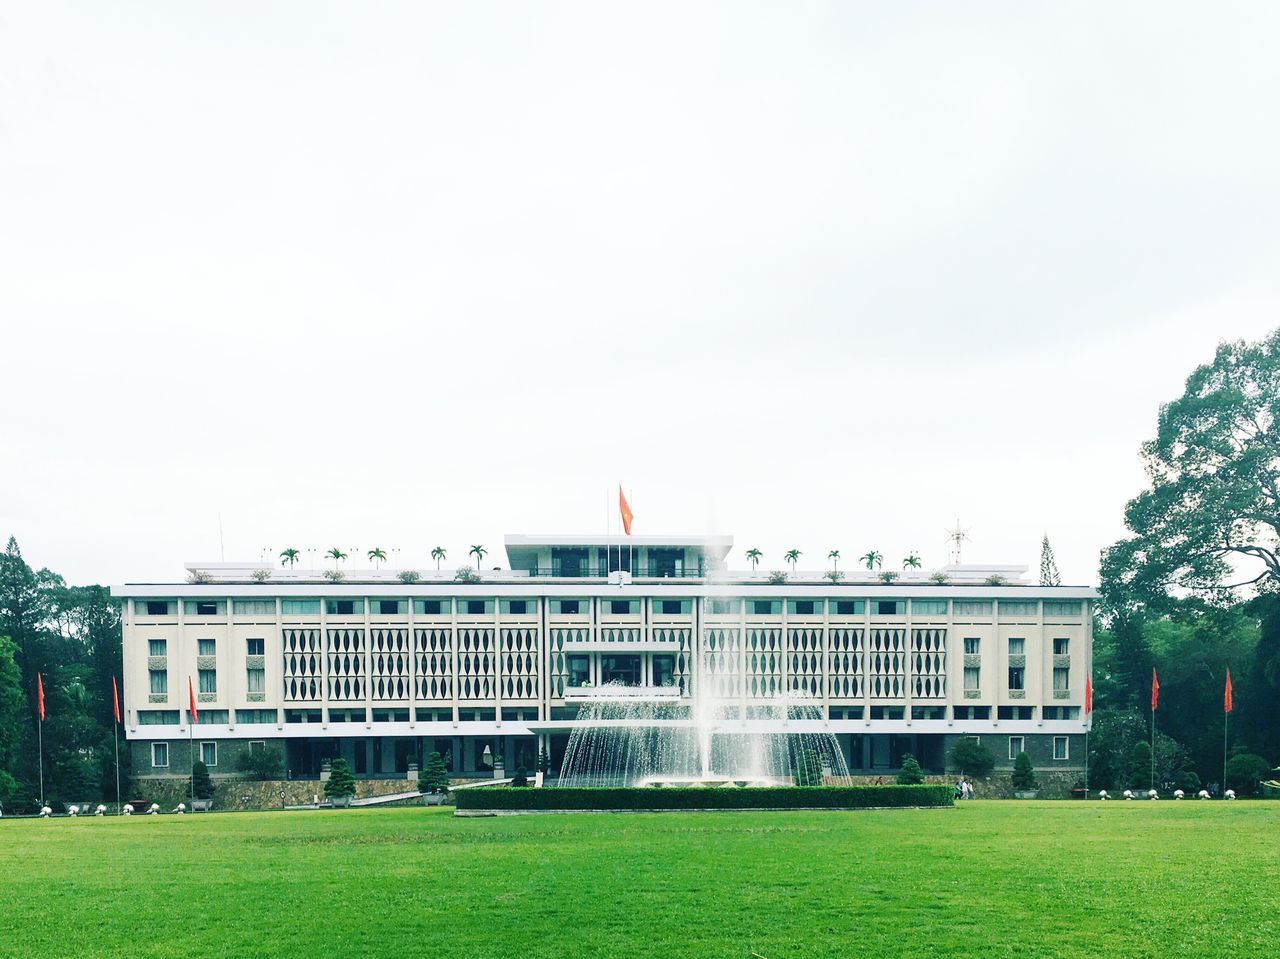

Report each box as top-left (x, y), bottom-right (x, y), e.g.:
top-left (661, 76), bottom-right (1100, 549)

top-left (2, 3), bottom-right (1278, 587)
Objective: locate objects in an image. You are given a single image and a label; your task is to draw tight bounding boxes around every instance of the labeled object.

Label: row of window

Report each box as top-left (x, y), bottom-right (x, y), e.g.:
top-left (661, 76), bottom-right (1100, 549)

top-left (136, 598), bottom-right (1086, 618)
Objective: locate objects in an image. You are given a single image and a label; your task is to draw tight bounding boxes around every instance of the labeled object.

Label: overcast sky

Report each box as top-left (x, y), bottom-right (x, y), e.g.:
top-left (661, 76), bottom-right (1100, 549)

top-left (2, 3), bottom-right (1278, 587)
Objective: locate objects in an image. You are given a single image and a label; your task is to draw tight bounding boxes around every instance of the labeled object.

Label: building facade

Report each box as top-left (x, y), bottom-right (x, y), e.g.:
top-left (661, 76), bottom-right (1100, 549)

top-left (112, 535), bottom-right (1094, 782)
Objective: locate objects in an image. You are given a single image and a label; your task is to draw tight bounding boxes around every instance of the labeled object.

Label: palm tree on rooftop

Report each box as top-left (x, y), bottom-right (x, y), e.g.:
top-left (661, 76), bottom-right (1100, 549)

top-left (368, 547), bottom-right (387, 570)
top-left (470, 544), bottom-right (487, 570)
top-left (431, 546), bottom-right (447, 571)
top-left (784, 549), bottom-right (801, 573)
top-left (279, 548), bottom-right (300, 568)
top-left (827, 549), bottom-right (840, 572)
top-left (326, 547), bottom-right (348, 570)
top-left (745, 548), bottom-right (762, 571)
top-left (903, 553), bottom-right (922, 570)
top-left (860, 550), bottom-right (883, 571)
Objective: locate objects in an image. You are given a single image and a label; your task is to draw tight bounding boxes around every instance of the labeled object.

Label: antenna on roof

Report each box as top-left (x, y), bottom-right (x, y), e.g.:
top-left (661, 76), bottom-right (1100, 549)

top-left (943, 520), bottom-right (970, 565)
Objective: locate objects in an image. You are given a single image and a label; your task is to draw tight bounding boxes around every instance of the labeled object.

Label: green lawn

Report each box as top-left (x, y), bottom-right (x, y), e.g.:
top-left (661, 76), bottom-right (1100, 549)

top-left (2, 802), bottom-right (1278, 958)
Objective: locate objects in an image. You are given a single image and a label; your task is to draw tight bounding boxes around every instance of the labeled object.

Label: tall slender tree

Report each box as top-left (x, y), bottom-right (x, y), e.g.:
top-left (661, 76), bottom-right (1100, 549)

top-left (367, 547), bottom-right (388, 569)
top-left (745, 548), bottom-right (762, 571)
top-left (279, 548), bottom-right (300, 568)
top-left (469, 545), bottom-right (487, 570)
top-left (431, 546), bottom-right (447, 571)
top-left (1039, 535), bottom-right (1061, 586)
top-left (784, 549), bottom-right (801, 572)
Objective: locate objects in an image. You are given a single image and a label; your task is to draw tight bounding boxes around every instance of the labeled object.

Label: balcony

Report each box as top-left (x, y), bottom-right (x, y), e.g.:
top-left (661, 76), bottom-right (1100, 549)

top-left (524, 564), bottom-right (707, 579)
top-left (563, 685), bottom-right (683, 702)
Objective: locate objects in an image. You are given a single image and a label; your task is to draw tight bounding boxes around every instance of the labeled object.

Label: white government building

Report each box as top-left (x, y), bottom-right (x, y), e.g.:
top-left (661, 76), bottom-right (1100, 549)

top-left (113, 534), bottom-right (1094, 782)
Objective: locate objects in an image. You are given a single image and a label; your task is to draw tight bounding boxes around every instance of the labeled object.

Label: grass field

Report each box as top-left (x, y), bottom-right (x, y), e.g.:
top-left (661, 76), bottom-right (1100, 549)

top-left (2, 802), bottom-right (1278, 958)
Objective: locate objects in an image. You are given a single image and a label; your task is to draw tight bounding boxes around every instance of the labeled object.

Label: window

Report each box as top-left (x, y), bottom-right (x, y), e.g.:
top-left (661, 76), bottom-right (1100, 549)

top-left (1053, 667), bottom-right (1069, 692)
top-left (152, 742), bottom-right (169, 767)
top-left (325, 599), bottom-right (360, 616)
top-left (249, 740), bottom-right (266, 754)
top-left (553, 599), bottom-right (581, 615)
top-left (198, 638), bottom-right (216, 656)
top-left (1008, 736), bottom-right (1025, 759)
top-left (137, 710), bottom-right (179, 725)
top-left (953, 706), bottom-right (990, 720)
top-left (608, 600), bottom-right (636, 615)
top-left (375, 599), bottom-right (406, 615)
top-left (461, 599), bottom-right (492, 616)
top-left (998, 706), bottom-right (1035, 720)
top-left (185, 600), bottom-right (222, 616)
top-left (285, 709), bottom-right (322, 723)
top-left (1053, 637), bottom-right (1069, 655)
top-left (246, 637), bottom-right (265, 656)
top-left (1043, 706), bottom-right (1080, 720)
top-left (706, 599), bottom-right (740, 615)
top-left (246, 668), bottom-right (265, 694)
top-left (233, 599), bottom-right (276, 616)
top-left (789, 600), bottom-right (818, 616)
top-left (1000, 600), bottom-right (1039, 617)
top-left (1043, 600), bottom-right (1082, 617)
top-left (141, 600), bottom-right (172, 616)
top-left (600, 655), bottom-right (641, 686)
top-left (567, 655), bottom-right (590, 687)
top-left (953, 600), bottom-right (992, 617)
top-left (913, 600), bottom-right (947, 616)
top-left (235, 709), bottom-right (276, 724)
top-left (652, 654), bottom-right (676, 688)
top-left (414, 599), bottom-right (445, 615)
top-left (148, 639), bottom-right (167, 657)
top-left (1008, 666), bottom-right (1025, 691)
top-left (200, 741), bottom-right (217, 766)
top-left (749, 600), bottom-right (779, 615)
top-left (869, 706), bottom-right (905, 720)
top-left (198, 669), bottom-right (216, 694)
top-left (1008, 637), bottom-right (1025, 656)
top-left (149, 669), bottom-right (168, 695)
top-left (964, 666), bottom-right (980, 692)
top-left (502, 599), bottom-right (531, 615)
top-left (657, 599), bottom-right (689, 615)
top-left (198, 710), bottom-right (228, 724)
top-left (963, 637), bottom-right (980, 655)
top-left (1053, 736), bottom-right (1069, 760)
top-left (281, 599), bottom-right (320, 615)
top-left (912, 705), bottom-right (946, 720)
top-left (833, 600), bottom-right (864, 616)
top-left (874, 600), bottom-right (904, 616)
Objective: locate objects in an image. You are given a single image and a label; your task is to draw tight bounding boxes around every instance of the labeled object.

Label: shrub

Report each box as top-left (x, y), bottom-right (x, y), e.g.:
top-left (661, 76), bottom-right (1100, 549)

top-left (455, 785), bottom-right (954, 812)
top-left (325, 758), bottom-right (356, 799)
top-left (897, 754), bottom-right (925, 785)
top-left (949, 738), bottom-right (994, 779)
top-left (1128, 741), bottom-right (1153, 789)
top-left (191, 760), bottom-right (216, 800)
top-left (1225, 753), bottom-right (1271, 796)
top-left (537, 747), bottom-right (551, 775)
top-left (323, 569), bottom-right (345, 582)
top-left (235, 745), bottom-right (284, 781)
top-left (398, 570), bottom-right (421, 584)
top-left (511, 767), bottom-right (529, 787)
top-left (793, 746), bottom-right (822, 786)
top-left (1011, 751), bottom-right (1037, 791)
top-left (419, 751), bottom-right (450, 794)
top-left (250, 568), bottom-right (271, 582)
top-left (767, 571), bottom-right (787, 585)
top-left (187, 570), bottom-right (213, 584)
top-left (825, 570), bottom-right (844, 583)
top-left (928, 572), bottom-right (949, 584)
top-left (879, 571), bottom-right (899, 584)
top-left (984, 574), bottom-right (1006, 586)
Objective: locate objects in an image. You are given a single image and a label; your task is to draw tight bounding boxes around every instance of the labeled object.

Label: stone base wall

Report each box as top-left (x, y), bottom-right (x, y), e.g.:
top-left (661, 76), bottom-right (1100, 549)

top-left (828, 772), bottom-right (1081, 799)
top-left (130, 777), bottom-right (418, 811)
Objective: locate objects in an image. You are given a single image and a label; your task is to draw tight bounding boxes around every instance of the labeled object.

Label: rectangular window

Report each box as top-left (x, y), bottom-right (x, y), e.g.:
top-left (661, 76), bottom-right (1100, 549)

top-left (953, 706), bottom-right (990, 720)
top-left (233, 599), bottom-right (276, 616)
top-left (567, 655), bottom-right (590, 687)
top-left (185, 600), bottom-right (223, 616)
top-left (963, 637), bottom-right (980, 655)
top-left (414, 599), bottom-right (445, 615)
top-left (1053, 736), bottom-right (1069, 760)
top-left (198, 669), bottom-right (216, 694)
top-left (953, 600), bottom-right (992, 617)
top-left (657, 599), bottom-right (690, 615)
top-left (998, 706), bottom-right (1035, 720)
top-left (706, 599), bottom-right (740, 615)
top-left (1053, 637), bottom-right (1069, 655)
top-left (197, 709), bottom-right (228, 724)
top-left (249, 740), bottom-right (266, 754)
top-left (502, 599), bottom-right (531, 615)
top-left (1043, 600), bottom-right (1083, 617)
top-left (461, 599), bottom-right (492, 616)
top-left (874, 600), bottom-right (904, 616)
top-left (1008, 736), bottom-right (1025, 759)
top-left (324, 599), bottom-right (360, 616)
top-left (148, 639), bottom-right (167, 657)
top-left (833, 600), bottom-right (864, 616)
top-left (149, 669), bottom-right (168, 695)
top-left (608, 599), bottom-right (636, 615)
top-left (652, 654), bottom-right (676, 688)
top-left (963, 666), bottom-right (980, 692)
top-left (1008, 637), bottom-right (1025, 656)
top-left (197, 638), bottom-right (216, 656)
top-left (235, 709), bottom-right (277, 724)
top-left (246, 637), bottom-right (265, 656)
top-left (1000, 600), bottom-right (1039, 617)
top-left (749, 600), bottom-right (779, 615)
top-left (285, 709), bottom-right (322, 723)
top-left (1008, 666), bottom-right (1025, 691)
top-left (246, 668), bottom-right (265, 694)
top-left (374, 599), bottom-right (406, 615)
top-left (553, 599), bottom-right (581, 615)
top-left (1042, 706), bottom-right (1081, 720)
top-left (152, 742), bottom-right (169, 767)
top-left (140, 600), bottom-right (172, 616)
top-left (137, 710), bottom-right (179, 725)
top-left (912, 600), bottom-right (948, 616)
top-left (1053, 667), bottom-right (1069, 692)
top-left (281, 599), bottom-right (320, 615)
top-left (789, 600), bottom-right (818, 616)
top-left (200, 741), bottom-right (217, 766)
top-left (911, 705), bottom-right (946, 720)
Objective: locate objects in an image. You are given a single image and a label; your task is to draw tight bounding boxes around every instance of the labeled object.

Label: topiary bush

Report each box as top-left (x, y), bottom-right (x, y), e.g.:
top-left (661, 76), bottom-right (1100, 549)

top-left (455, 785), bottom-right (954, 812)
top-left (1128, 741), bottom-right (1153, 790)
top-left (191, 760), bottom-right (216, 800)
top-left (511, 767), bottom-right (529, 787)
top-left (949, 738), bottom-right (994, 779)
top-left (897, 754), bottom-right (925, 785)
top-left (418, 751), bottom-right (450, 794)
top-left (1011, 751), bottom-right (1037, 791)
top-left (325, 757), bottom-right (356, 800)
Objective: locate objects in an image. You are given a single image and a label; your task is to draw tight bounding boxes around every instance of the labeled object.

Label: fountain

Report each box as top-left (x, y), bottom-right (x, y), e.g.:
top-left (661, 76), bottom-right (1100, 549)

top-left (554, 683), bottom-right (853, 788)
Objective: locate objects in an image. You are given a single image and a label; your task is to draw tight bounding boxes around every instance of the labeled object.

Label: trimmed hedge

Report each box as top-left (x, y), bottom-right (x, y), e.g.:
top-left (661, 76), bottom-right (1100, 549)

top-left (454, 784), bottom-right (953, 811)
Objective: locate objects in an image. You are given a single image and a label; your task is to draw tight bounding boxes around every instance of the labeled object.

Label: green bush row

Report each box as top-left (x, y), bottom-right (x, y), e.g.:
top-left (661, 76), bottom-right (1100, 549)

top-left (454, 784), bottom-right (954, 811)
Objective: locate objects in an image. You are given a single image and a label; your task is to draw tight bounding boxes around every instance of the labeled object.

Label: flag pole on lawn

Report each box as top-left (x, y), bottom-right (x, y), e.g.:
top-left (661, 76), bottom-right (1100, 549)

top-left (188, 677), bottom-right (199, 806)
top-left (36, 672), bottom-right (46, 809)
top-left (112, 676), bottom-right (122, 815)
top-left (1083, 674), bottom-right (1093, 796)
top-left (1223, 668), bottom-right (1233, 795)
top-left (1150, 668), bottom-right (1159, 790)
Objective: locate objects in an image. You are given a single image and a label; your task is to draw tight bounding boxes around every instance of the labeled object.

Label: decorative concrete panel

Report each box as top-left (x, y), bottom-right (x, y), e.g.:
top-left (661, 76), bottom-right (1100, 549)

top-left (197, 656), bottom-right (216, 670)
top-left (147, 656), bottom-right (167, 671)
top-left (148, 693), bottom-right (167, 703)
top-left (963, 689), bottom-right (981, 699)
top-left (1009, 689), bottom-right (1026, 699)
top-left (198, 692), bottom-right (215, 703)
top-left (1008, 654), bottom-right (1026, 669)
top-left (963, 654), bottom-right (981, 668)
top-left (1053, 654), bottom-right (1071, 669)
top-left (247, 691), bottom-right (265, 702)
top-left (1053, 689), bottom-right (1071, 699)
top-left (246, 655), bottom-right (265, 670)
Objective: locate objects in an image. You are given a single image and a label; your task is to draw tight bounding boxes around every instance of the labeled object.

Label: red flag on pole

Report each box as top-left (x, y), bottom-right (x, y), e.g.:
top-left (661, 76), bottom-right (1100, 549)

top-left (1224, 669), bottom-right (1233, 714)
top-left (618, 486), bottom-right (634, 535)
top-left (1151, 668), bottom-right (1159, 711)
top-left (188, 677), bottom-right (199, 724)
top-left (112, 676), bottom-right (121, 724)
top-left (37, 672), bottom-right (45, 722)
top-left (1084, 674), bottom-right (1093, 715)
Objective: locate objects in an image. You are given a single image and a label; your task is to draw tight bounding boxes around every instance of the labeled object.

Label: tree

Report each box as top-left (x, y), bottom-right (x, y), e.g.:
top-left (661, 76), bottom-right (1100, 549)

top-left (897, 754), bottom-right (925, 785)
top-left (745, 548), bottom-right (762, 571)
top-left (903, 553), bottom-right (921, 570)
top-left (1225, 752), bottom-right (1271, 795)
top-left (191, 760), bottom-right (215, 800)
top-left (431, 546), bottom-right (447, 571)
top-left (537, 747), bottom-right (551, 775)
top-left (792, 746), bottom-right (822, 786)
top-left (235, 745), bottom-right (284, 781)
top-left (367, 547), bottom-right (387, 569)
top-left (469, 545), bottom-right (487, 570)
top-left (325, 548), bottom-right (347, 570)
top-left (0, 637), bottom-right (26, 778)
top-left (827, 550), bottom-right (840, 572)
top-left (784, 549), bottom-right (801, 572)
top-left (1128, 740), bottom-right (1153, 790)
top-left (949, 738), bottom-right (994, 778)
top-left (511, 767), bottom-right (529, 787)
top-left (1039, 535), bottom-right (1061, 586)
top-left (418, 751), bottom-right (450, 794)
top-left (279, 548), bottom-right (300, 568)
top-left (325, 757), bottom-right (356, 799)
top-left (860, 551), bottom-right (883, 571)
top-left (1011, 751), bottom-right (1037, 791)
